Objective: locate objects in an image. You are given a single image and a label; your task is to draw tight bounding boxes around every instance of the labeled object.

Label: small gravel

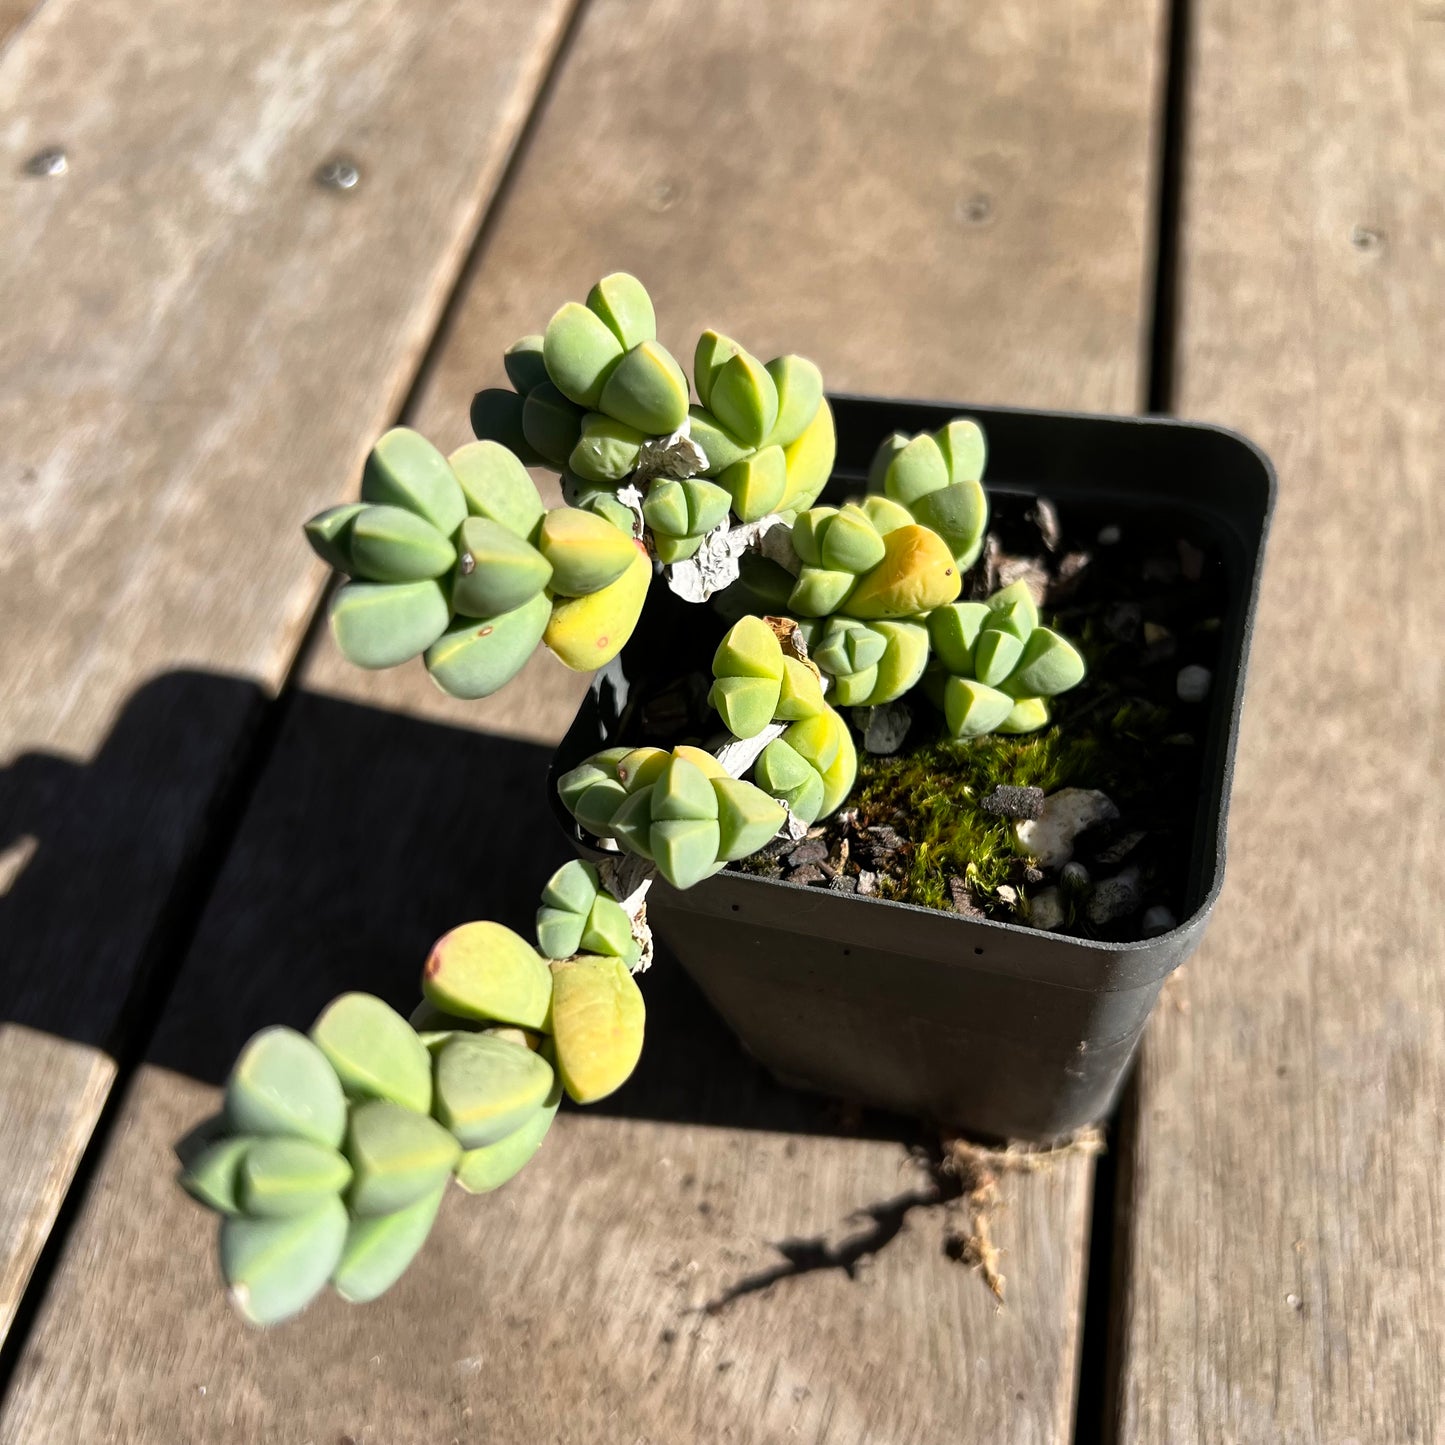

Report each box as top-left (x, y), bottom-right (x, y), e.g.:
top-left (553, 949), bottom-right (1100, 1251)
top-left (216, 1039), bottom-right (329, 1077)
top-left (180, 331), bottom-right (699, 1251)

top-left (981, 784), bottom-right (1045, 821)
top-left (1177, 665), bottom-right (1212, 703)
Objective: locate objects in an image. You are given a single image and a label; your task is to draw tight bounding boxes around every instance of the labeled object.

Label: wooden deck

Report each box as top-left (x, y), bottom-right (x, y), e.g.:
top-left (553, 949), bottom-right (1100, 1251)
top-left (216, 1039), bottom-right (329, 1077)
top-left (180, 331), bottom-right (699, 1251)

top-left (0, 0), bottom-right (1439, 1439)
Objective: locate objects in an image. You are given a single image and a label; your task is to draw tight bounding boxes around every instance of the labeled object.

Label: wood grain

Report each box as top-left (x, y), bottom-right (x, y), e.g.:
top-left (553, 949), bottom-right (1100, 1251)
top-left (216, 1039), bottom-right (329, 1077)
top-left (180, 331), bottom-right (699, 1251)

top-left (1, 0), bottom-right (1171, 1438)
top-left (1111, 0), bottom-right (1445, 1439)
top-left (0, 0), bottom-right (575, 1347)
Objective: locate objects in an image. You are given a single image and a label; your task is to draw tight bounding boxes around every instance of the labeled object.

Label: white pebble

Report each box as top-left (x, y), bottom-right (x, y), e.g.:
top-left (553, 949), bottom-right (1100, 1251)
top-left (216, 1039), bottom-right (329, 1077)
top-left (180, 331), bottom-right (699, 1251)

top-left (1015, 789), bottom-right (1119, 868)
top-left (1027, 887), bottom-right (1066, 931)
top-left (1177, 665), bottom-right (1212, 702)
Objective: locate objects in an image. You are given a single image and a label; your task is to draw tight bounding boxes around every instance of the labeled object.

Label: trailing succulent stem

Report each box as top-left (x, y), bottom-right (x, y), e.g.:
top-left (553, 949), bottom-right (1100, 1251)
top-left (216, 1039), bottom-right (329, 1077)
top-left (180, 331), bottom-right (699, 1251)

top-left (189, 272), bottom-right (1090, 1325)
top-left (183, 877), bottom-right (649, 1325)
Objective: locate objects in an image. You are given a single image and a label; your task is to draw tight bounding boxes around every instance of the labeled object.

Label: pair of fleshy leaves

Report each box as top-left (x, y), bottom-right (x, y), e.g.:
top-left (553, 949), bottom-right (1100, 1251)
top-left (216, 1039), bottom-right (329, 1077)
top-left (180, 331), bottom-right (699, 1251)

top-left (751, 708), bottom-right (857, 826)
top-left (804, 616), bottom-right (930, 708)
top-left (535, 859), bottom-right (639, 967)
top-left (688, 337), bottom-right (836, 521)
top-left (787, 508), bottom-right (962, 621)
top-left (707, 615), bottom-right (826, 738)
top-left (867, 418), bottom-right (989, 570)
top-left (185, 1004), bottom-right (454, 1324)
top-left (928, 581), bottom-right (1086, 736)
top-left (420, 920), bottom-right (644, 1108)
top-left (558, 745), bottom-right (787, 890)
top-left (307, 429), bottom-right (558, 699)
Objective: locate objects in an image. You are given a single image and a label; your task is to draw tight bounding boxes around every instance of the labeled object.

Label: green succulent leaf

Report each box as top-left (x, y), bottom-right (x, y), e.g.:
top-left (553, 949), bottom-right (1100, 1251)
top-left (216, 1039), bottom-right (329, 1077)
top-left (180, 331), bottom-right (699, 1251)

top-left (453, 1080), bottom-right (561, 1195)
top-left (422, 922), bottom-right (554, 1031)
top-left (450, 517), bottom-right (552, 618)
top-left (225, 1027), bottom-right (347, 1149)
top-left (329, 580), bottom-right (450, 670)
top-left (543, 301), bottom-right (626, 409)
top-left (763, 355), bottom-right (824, 449)
top-left (709, 350), bottom-right (780, 448)
top-left (934, 417), bottom-right (987, 483)
top-left (882, 433), bottom-right (949, 507)
top-left (586, 273), bottom-right (656, 350)
top-left (687, 405), bottom-right (752, 476)
top-left (718, 445), bottom-right (787, 522)
top-left (449, 440), bottom-right (547, 540)
top-left (433, 1034), bottom-right (556, 1149)
top-left (361, 428), bottom-right (467, 535)
top-left (503, 334), bottom-right (550, 395)
top-left (713, 777), bottom-right (787, 860)
top-left (569, 412), bottom-right (646, 483)
top-left (423, 591), bottom-right (551, 701)
top-left (310, 993), bottom-right (433, 1115)
top-left (598, 341), bottom-right (690, 435)
top-left (541, 859), bottom-right (600, 915)
top-left (649, 817), bottom-right (722, 890)
top-left (181, 1136), bottom-right (256, 1215)
top-left (238, 1138), bottom-right (353, 1219)
top-left (345, 1100), bottom-right (461, 1218)
top-left (303, 503), bottom-right (366, 572)
top-left (521, 381), bottom-right (585, 467)
top-left (470, 388), bottom-right (544, 469)
top-left (332, 1181), bottom-right (447, 1304)
top-left (220, 1198), bottom-right (348, 1326)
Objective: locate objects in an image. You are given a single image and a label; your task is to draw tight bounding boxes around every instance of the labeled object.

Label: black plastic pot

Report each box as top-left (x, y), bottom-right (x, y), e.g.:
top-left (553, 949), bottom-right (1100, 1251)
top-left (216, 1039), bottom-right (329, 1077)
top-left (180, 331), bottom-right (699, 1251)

top-left (550, 394), bottom-right (1274, 1142)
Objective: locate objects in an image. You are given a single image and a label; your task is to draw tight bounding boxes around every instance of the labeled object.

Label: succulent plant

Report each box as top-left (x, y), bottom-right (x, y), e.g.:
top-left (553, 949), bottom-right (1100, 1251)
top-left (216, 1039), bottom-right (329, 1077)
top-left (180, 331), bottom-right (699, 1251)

top-left (797, 615), bottom-right (931, 707)
top-left (688, 333), bottom-right (837, 521)
top-left (180, 1011), bottom-right (461, 1325)
top-left (304, 427), bottom-right (655, 694)
top-left (185, 879), bottom-right (651, 1323)
top-left (925, 580), bottom-right (1086, 736)
top-left (786, 502), bottom-right (962, 621)
top-left (708, 615), bottom-right (825, 738)
top-left (558, 744), bottom-right (789, 889)
top-left (194, 273), bottom-right (1101, 1328)
top-left (867, 418), bottom-right (989, 570)
top-left (535, 859), bottom-right (641, 967)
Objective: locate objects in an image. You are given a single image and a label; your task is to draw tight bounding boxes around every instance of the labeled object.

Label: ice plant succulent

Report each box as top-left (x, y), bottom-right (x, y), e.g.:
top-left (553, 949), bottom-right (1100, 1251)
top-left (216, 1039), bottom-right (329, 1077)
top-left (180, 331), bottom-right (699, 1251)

top-left (187, 272), bottom-right (1090, 1324)
top-left (926, 580), bottom-right (1087, 737)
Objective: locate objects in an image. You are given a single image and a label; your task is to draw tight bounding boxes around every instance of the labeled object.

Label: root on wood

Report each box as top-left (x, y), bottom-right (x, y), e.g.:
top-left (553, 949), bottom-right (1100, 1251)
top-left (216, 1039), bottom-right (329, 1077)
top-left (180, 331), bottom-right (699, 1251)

top-left (699, 1127), bottom-right (1104, 1314)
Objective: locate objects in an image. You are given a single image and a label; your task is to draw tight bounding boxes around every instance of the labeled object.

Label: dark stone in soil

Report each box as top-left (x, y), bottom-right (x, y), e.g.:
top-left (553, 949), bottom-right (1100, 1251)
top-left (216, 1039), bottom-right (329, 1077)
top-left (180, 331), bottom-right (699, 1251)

top-left (1105, 601), bottom-right (1143, 641)
top-left (787, 839), bottom-right (829, 867)
top-left (854, 824), bottom-right (907, 869)
top-left (787, 864), bottom-right (825, 886)
top-left (947, 876), bottom-right (983, 916)
top-left (1074, 818), bottom-right (1146, 866)
top-left (828, 875), bottom-right (858, 894)
top-left (1094, 830), bottom-right (1148, 866)
top-left (980, 784), bottom-right (1045, 821)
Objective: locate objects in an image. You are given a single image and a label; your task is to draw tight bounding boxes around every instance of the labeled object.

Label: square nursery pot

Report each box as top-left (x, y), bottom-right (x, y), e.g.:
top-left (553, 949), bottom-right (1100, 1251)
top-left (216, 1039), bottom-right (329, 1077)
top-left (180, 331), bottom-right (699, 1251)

top-left (550, 394), bottom-right (1275, 1142)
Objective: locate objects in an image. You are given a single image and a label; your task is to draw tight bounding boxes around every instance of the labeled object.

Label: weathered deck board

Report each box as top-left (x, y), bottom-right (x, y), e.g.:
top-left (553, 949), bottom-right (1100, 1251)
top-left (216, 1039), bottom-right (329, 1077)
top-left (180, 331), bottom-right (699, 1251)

top-left (0, 0), bottom-right (575, 1347)
top-left (1, 0), bottom-right (1169, 1438)
top-left (1112, 0), bottom-right (1445, 1439)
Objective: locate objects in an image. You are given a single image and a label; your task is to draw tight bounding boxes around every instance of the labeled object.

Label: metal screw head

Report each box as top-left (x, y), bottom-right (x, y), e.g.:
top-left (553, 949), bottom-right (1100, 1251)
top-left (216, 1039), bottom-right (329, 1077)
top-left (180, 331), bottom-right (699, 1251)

top-left (316, 157), bottom-right (360, 192)
top-left (958, 193), bottom-right (993, 224)
top-left (23, 146), bottom-right (68, 178)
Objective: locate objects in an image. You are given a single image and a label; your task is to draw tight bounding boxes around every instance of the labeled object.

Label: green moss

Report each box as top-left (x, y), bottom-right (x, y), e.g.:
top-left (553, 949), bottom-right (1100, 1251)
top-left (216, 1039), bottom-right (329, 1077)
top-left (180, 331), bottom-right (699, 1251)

top-left (854, 686), bottom-right (1189, 913)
